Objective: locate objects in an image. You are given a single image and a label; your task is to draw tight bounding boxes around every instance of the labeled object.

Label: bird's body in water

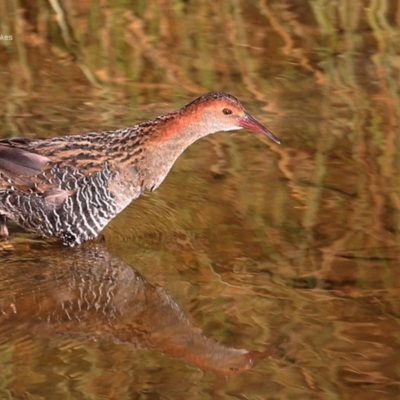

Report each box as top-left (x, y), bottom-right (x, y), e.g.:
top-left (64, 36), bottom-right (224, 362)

top-left (0, 92), bottom-right (280, 246)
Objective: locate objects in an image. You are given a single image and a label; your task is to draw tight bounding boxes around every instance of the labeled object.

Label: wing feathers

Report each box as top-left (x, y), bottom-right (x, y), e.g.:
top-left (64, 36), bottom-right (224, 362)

top-left (0, 146), bottom-right (50, 177)
top-left (43, 188), bottom-right (75, 207)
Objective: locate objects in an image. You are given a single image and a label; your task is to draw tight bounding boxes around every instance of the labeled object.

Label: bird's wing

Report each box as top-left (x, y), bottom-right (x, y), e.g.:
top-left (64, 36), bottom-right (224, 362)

top-left (0, 139), bottom-right (79, 205)
top-left (0, 143), bottom-right (51, 186)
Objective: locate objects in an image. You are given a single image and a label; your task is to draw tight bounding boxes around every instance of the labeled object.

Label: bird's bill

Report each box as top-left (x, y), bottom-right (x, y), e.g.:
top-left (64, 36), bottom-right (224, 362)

top-left (239, 113), bottom-right (281, 145)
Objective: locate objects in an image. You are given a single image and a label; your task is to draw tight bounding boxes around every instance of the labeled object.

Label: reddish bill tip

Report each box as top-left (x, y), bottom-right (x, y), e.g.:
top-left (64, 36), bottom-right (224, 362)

top-left (239, 113), bottom-right (281, 145)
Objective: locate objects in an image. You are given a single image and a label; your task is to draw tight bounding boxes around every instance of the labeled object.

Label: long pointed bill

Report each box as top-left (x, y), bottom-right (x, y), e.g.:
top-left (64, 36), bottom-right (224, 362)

top-left (239, 113), bottom-right (281, 145)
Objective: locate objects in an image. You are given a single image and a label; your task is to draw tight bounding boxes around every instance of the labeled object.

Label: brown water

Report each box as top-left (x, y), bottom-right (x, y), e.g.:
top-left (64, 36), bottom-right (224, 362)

top-left (1, 0), bottom-right (400, 399)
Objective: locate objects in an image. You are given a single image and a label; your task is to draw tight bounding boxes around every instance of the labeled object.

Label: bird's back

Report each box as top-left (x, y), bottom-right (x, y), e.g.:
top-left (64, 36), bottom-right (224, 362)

top-left (0, 131), bottom-right (141, 245)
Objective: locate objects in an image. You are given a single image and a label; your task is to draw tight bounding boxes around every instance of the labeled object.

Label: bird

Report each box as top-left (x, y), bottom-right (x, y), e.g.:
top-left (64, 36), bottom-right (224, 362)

top-left (0, 92), bottom-right (280, 246)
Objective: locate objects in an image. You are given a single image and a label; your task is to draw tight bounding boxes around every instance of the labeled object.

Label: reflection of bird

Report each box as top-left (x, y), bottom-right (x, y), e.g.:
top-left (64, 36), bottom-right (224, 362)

top-left (0, 242), bottom-right (279, 375)
top-left (0, 92), bottom-right (280, 246)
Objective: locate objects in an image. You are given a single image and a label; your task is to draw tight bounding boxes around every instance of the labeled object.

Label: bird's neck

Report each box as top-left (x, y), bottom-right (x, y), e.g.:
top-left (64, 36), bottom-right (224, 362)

top-left (149, 109), bottom-right (210, 144)
top-left (127, 112), bottom-right (212, 192)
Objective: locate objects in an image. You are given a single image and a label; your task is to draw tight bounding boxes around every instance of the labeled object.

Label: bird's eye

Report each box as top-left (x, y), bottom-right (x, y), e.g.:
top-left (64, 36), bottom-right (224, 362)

top-left (222, 108), bottom-right (232, 115)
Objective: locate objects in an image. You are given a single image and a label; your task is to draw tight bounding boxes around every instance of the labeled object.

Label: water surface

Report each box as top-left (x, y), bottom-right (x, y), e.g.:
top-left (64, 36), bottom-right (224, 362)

top-left (0, 1), bottom-right (399, 399)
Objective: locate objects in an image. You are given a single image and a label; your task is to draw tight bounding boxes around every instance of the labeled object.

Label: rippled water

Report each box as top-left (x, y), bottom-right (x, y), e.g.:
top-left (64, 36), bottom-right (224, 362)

top-left (1, 0), bottom-right (400, 399)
